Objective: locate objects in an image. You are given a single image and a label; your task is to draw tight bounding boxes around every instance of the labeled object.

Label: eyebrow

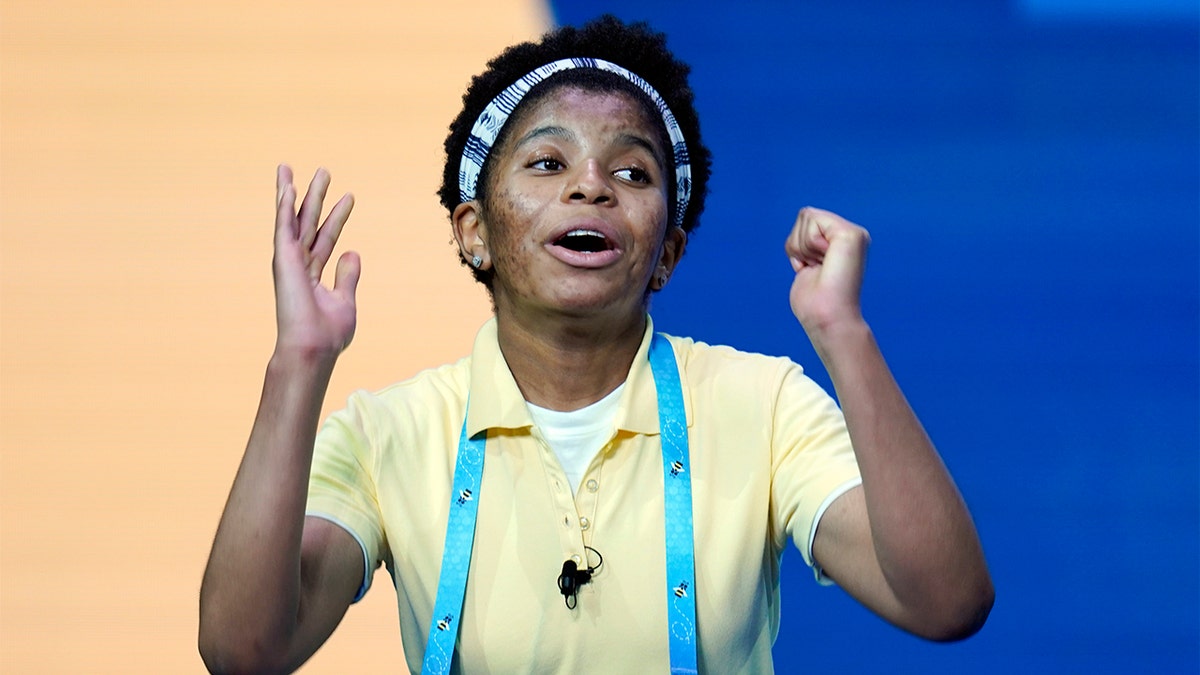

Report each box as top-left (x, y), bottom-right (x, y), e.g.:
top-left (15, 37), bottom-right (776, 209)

top-left (514, 125), bottom-right (576, 148)
top-left (513, 126), bottom-right (666, 171)
top-left (615, 132), bottom-right (667, 171)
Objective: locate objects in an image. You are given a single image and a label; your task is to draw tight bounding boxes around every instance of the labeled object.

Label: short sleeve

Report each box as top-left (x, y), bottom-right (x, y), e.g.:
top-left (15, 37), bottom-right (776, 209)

top-left (306, 392), bottom-right (388, 601)
top-left (769, 364), bottom-right (862, 585)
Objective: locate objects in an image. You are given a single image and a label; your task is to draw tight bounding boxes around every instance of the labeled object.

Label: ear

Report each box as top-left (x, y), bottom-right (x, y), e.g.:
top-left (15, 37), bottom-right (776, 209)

top-left (651, 226), bottom-right (688, 290)
top-left (452, 201), bottom-right (490, 270)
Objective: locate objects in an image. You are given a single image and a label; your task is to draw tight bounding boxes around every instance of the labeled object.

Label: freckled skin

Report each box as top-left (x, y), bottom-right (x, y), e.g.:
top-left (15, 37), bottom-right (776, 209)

top-left (480, 88), bottom-right (673, 326)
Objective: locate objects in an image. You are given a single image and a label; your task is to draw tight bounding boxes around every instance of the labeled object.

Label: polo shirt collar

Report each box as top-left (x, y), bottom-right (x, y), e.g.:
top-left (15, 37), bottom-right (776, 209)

top-left (465, 318), bottom-right (533, 437)
top-left (464, 315), bottom-right (694, 438)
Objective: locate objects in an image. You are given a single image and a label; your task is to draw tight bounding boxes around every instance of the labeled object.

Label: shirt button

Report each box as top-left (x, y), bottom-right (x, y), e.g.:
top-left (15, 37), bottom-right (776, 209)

top-left (586, 479), bottom-right (599, 492)
top-left (579, 516), bottom-right (590, 530)
top-left (571, 554), bottom-right (582, 565)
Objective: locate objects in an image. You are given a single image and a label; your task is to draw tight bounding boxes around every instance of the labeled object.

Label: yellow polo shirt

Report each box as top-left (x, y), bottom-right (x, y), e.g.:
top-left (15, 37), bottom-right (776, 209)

top-left (307, 317), bottom-right (861, 674)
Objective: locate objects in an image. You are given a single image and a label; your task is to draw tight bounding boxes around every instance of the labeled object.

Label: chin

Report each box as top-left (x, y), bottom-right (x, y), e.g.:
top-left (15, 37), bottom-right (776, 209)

top-left (548, 288), bottom-right (641, 318)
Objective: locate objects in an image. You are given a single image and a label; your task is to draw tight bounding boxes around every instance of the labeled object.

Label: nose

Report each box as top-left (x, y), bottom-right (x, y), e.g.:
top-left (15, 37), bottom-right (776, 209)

top-left (563, 159), bottom-right (613, 205)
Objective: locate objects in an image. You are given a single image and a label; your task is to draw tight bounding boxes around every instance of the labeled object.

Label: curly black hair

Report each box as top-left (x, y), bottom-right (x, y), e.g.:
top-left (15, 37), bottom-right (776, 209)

top-left (439, 15), bottom-right (712, 290)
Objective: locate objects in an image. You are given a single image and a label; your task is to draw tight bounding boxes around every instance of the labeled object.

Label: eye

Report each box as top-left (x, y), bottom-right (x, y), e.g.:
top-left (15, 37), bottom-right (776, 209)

top-left (529, 157), bottom-right (564, 171)
top-left (613, 166), bottom-right (651, 184)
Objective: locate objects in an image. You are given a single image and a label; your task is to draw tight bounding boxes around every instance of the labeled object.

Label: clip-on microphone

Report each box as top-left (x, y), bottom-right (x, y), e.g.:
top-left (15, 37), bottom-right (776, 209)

top-left (557, 546), bottom-right (603, 610)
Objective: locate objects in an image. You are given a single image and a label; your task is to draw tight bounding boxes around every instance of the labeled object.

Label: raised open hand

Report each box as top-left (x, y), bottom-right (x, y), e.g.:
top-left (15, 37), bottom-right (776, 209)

top-left (785, 206), bottom-right (870, 336)
top-left (272, 165), bottom-right (360, 360)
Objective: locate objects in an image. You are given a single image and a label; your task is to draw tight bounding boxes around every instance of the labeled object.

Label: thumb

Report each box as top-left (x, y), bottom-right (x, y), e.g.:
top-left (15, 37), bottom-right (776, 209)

top-left (333, 251), bottom-right (361, 301)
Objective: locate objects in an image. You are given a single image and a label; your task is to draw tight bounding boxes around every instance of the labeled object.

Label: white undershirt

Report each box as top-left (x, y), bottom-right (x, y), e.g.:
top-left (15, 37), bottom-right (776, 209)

top-left (526, 383), bottom-right (625, 494)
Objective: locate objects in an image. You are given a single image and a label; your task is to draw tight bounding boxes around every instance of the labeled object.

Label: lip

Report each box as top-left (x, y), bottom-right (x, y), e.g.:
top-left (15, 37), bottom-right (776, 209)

top-left (543, 218), bottom-right (624, 269)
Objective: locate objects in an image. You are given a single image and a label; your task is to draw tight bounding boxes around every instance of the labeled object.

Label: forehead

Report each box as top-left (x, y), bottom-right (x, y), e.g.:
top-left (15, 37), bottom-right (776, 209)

top-left (504, 86), bottom-right (666, 157)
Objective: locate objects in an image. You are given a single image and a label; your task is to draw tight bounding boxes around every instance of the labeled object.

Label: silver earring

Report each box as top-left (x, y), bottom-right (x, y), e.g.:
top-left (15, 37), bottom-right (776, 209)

top-left (471, 255), bottom-right (482, 269)
top-left (658, 273), bottom-right (668, 287)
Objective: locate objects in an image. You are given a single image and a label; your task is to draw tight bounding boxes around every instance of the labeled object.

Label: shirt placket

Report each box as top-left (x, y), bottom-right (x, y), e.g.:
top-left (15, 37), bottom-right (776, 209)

top-left (529, 426), bottom-right (590, 567)
top-left (574, 444), bottom-right (608, 548)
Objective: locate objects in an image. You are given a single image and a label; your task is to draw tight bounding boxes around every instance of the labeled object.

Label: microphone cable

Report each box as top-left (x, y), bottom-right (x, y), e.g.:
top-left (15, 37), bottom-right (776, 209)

top-left (557, 546), bottom-right (603, 610)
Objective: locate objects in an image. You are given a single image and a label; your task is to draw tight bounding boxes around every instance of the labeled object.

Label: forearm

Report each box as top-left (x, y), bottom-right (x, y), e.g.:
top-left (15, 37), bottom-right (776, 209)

top-left (811, 320), bottom-right (992, 635)
top-left (199, 349), bottom-right (336, 670)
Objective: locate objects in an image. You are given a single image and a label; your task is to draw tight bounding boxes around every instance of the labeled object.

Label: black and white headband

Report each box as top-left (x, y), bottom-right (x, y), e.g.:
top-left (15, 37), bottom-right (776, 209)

top-left (458, 57), bottom-right (692, 229)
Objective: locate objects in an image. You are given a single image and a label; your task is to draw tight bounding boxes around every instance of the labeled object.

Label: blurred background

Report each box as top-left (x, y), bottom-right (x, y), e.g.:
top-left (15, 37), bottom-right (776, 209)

top-left (1, 0), bottom-right (1195, 672)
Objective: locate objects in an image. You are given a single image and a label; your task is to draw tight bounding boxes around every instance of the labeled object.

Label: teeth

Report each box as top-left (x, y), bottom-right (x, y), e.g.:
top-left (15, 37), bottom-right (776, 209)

top-left (556, 229), bottom-right (609, 253)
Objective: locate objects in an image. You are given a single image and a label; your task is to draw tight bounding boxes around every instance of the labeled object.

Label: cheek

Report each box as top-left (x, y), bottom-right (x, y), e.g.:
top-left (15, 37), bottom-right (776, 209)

top-left (487, 188), bottom-right (537, 250)
top-left (485, 188), bottom-right (542, 283)
top-left (628, 197), bottom-right (670, 250)
top-left (498, 187), bottom-right (542, 222)
top-left (638, 182), bottom-right (670, 225)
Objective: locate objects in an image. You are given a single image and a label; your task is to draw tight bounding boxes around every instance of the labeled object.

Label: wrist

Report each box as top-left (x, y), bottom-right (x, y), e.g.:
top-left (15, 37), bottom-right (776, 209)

top-left (805, 317), bottom-right (874, 365)
top-left (268, 343), bottom-right (340, 378)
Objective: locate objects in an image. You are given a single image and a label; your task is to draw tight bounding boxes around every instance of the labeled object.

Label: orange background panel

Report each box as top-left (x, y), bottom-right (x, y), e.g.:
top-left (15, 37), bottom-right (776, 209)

top-left (0, 2), bottom-right (550, 672)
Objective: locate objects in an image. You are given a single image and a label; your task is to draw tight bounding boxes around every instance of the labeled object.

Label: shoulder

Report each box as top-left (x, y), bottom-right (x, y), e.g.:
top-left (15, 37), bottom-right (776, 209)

top-left (320, 356), bottom-right (473, 448)
top-left (342, 356), bottom-right (472, 415)
top-left (663, 333), bottom-right (803, 389)
top-left (662, 333), bottom-right (842, 431)
top-left (658, 334), bottom-right (819, 432)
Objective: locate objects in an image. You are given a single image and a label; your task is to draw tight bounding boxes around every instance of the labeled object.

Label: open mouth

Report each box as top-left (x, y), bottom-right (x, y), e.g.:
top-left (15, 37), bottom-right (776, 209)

top-left (553, 229), bottom-right (612, 253)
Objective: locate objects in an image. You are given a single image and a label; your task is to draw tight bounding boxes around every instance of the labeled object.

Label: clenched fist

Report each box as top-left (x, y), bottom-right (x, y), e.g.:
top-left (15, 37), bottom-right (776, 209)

top-left (785, 206), bottom-right (871, 336)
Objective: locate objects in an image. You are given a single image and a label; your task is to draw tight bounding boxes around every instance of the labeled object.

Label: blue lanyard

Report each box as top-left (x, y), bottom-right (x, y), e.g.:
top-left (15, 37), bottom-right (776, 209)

top-left (647, 333), bottom-right (699, 675)
top-left (421, 332), bottom-right (697, 675)
top-left (421, 403), bottom-right (485, 675)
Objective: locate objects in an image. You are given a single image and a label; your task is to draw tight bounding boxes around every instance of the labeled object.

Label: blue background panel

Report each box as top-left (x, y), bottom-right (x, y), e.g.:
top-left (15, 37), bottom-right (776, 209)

top-left (550, 1), bottom-right (1197, 671)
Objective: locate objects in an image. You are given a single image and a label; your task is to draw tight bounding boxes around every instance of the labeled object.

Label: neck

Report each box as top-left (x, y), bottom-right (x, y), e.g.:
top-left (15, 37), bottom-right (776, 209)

top-left (495, 308), bottom-right (647, 412)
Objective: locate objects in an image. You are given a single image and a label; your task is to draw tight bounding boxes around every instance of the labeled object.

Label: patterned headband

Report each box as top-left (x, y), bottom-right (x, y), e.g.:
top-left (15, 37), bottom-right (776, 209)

top-left (458, 57), bottom-right (692, 229)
